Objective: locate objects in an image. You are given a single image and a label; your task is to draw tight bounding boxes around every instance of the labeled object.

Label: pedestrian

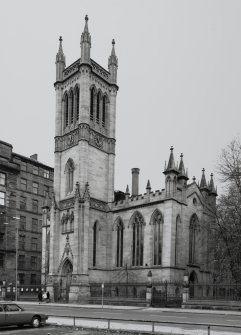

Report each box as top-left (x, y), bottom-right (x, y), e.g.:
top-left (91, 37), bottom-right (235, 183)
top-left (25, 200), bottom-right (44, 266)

top-left (46, 291), bottom-right (50, 303)
top-left (38, 290), bottom-right (42, 304)
top-left (42, 291), bottom-right (47, 302)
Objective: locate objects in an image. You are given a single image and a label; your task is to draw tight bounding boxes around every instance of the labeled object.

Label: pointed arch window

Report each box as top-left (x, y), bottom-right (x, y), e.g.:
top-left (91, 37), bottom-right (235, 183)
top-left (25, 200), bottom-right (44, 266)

top-left (115, 218), bottom-right (124, 267)
top-left (175, 215), bottom-right (181, 266)
top-left (151, 210), bottom-right (163, 265)
top-left (131, 212), bottom-right (145, 266)
top-left (93, 221), bottom-right (100, 267)
top-left (64, 93), bottom-right (69, 127)
top-left (90, 87), bottom-right (94, 121)
top-left (75, 86), bottom-right (80, 121)
top-left (96, 92), bottom-right (100, 124)
top-left (65, 159), bottom-right (74, 194)
top-left (70, 90), bottom-right (74, 124)
top-left (102, 95), bottom-right (106, 127)
top-left (189, 215), bottom-right (199, 264)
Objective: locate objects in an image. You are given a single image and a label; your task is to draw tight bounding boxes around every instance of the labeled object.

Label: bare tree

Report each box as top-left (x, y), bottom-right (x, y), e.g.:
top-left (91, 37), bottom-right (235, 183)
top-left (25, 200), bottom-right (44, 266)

top-left (214, 139), bottom-right (241, 283)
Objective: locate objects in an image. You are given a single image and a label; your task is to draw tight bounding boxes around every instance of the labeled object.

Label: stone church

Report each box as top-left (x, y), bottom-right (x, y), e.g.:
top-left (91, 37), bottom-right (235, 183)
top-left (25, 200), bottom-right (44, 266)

top-left (42, 16), bottom-right (217, 302)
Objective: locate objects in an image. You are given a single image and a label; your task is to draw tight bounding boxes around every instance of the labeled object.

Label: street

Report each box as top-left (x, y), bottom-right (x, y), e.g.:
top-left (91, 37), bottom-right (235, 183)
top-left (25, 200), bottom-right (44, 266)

top-left (14, 302), bottom-right (241, 334)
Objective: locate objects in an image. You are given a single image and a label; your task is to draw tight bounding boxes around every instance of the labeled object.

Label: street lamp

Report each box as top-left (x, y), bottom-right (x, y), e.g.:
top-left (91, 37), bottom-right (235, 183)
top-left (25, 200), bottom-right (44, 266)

top-left (3, 216), bottom-right (20, 301)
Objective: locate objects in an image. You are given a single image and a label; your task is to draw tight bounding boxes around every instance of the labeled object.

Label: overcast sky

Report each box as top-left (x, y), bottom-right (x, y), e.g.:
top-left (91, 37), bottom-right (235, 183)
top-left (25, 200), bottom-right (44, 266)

top-left (0, 0), bottom-right (240, 194)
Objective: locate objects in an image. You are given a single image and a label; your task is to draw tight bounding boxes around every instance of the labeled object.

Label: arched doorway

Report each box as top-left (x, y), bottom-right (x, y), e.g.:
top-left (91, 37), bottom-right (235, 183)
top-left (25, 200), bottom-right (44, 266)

top-left (60, 259), bottom-right (73, 302)
top-left (189, 271), bottom-right (198, 298)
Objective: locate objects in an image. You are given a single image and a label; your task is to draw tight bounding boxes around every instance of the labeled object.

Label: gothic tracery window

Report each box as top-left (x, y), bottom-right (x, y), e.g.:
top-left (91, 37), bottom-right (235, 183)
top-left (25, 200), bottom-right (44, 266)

top-left (93, 221), bottom-right (100, 267)
top-left (96, 91), bottom-right (100, 124)
top-left (64, 93), bottom-right (69, 127)
top-left (189, 214), bottom-right (199, 264)
top-left (175, 215), bottom-right (181, 266)
top-left (102, 95), bottom-right (106, 127)
top-left (90, 87), bottom-right (94, 121)
top-left (70, 90), bottom-right (74, 124)
top-left (75, 86), bottom-right (80, 121)
top-left (151, 210), bottom-right (163, 266)
top-left (115, 218), bottom-right (124, 267)
top-left (65, 159), bottom-right (74, 194)
top-left (131, 212), bottom-right (145, 266)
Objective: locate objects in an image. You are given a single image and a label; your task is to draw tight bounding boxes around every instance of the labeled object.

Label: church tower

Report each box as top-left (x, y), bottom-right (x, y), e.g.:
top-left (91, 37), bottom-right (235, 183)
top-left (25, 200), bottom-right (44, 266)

top-left (47, 16), bottom-right (118, 302)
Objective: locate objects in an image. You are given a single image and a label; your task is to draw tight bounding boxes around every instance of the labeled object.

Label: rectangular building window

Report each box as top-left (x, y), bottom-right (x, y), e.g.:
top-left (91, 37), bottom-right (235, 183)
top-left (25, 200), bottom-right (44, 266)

top-left (44, 170), bottom-right (49, 179)
top-left (18, 255), bottom-right (25, 270)
top-left (31, 237), bottom-right (38, 251)
top-left (20, 216), bottom-right (26, 230)
top-left (0, 192), bottom-right (5, 206)
top-left (32, 182), bottom-right (39, 194)
top-left (19, 273), bottom-right (25, 285)
top-left (32, 218), bottom-right (38, 232)
top-left (0, 173), bottom-right (6, 186)
top-left (19, 235), bottom-right (25, 250)
top-left (32, 199), bottom-right (38, 213)
top-left (0, 253), bottom-right (4, 267)
top-left (20, 196), bottom-right (26, 210)
top-left (30, 273), bottom-right (37, 285)
top-left (31, 256), bottom-right (37, 269)
top-left (21, 178), bottom-right (27, 190)
top-left (44, 185), bottom-right (49, 197)
top-left (32, 166), bottom-right (38, 175)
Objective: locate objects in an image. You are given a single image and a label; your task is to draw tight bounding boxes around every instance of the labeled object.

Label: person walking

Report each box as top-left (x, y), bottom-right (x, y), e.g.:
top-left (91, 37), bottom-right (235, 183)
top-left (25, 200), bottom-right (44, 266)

top-left (38, 290), bottom-right (42, 304)
top-left (46, 291), bottom-right (50, 303)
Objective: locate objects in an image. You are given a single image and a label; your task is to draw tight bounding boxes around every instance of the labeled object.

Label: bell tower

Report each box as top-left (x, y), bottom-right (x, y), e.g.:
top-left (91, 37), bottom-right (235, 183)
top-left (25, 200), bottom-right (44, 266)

top-left (47, 16), bottom-right (118, 302)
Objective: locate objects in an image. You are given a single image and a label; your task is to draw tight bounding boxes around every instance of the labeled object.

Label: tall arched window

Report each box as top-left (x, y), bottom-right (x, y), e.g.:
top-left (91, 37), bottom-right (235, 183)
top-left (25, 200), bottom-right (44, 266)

top-left (75, 86), bottom-right (80, 121)
top-left (175, 215), bottom-right (181, 266)
top-left (102, 95), bottom-right (106, 127)
top-left (64, 93), bottom-right (69, 127)
top-left (70, 90), bottom-right (74, 124)
top-left (151, 210), bottom-right (163, 265)
top-left (189, 214), bottom-right (199, 264)
top-left (65, 159), bottom-right (74, 194)
top-left (90, 87), bottom-right (94, 121)
top-left (93, 221), bottom-right (100, 267)
top-left (115, 218), bottom-right (124, 267)
top-left (96, 92), bottom-right (100, 124)
top-left (131, 212), bottom-right (145, 266)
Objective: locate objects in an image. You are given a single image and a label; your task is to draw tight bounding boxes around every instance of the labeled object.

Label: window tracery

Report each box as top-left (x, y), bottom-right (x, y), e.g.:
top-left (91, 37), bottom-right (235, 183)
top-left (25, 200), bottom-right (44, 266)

top-left (131, 212), bottom-right (145, 266)
top-left (65, 159), bottom-right (75, 194)
top-left (151, 210), bottom-right (163, 265)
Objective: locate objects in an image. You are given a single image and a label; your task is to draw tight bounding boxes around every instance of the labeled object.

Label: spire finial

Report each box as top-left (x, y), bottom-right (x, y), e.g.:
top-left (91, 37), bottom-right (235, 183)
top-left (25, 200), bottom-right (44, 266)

top-left (112, 39), bottom-right (115, 46)
top-left (85, 14), bottom-right (88, 22)
top-left (180, 153), bottom-right (183, 159)
top-left (193, 176), bottom-right (196, 182)
top-left (59, 36), bottom-right (62, 43)
top-left (170, 146), bottom-right (174, 152)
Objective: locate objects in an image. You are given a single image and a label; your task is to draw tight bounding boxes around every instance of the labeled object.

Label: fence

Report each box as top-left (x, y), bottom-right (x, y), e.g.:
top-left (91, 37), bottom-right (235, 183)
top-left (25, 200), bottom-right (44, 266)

top-left (189, 283), bottom-right (241, 301)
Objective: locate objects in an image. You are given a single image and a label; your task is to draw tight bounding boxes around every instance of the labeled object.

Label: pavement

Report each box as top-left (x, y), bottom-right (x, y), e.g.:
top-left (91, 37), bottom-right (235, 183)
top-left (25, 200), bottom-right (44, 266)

top-left (15, 300), bottom-right (241, 316)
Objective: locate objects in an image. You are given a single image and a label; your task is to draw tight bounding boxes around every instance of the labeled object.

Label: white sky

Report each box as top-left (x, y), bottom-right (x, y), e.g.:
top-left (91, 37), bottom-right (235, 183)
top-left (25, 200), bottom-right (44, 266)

top-left (0, 0), bottom-right (241, 194)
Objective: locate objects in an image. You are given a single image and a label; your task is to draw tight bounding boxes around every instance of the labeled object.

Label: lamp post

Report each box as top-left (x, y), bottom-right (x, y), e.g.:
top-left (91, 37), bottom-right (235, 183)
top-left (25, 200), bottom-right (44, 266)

top-left (3, 216), bottom-right (20, 301)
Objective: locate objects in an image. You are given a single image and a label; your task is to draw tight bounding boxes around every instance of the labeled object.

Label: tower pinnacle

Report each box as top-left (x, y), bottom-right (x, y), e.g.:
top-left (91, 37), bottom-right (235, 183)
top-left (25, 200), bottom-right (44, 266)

top-left (108, 39), bottom-right (118, 83)
top-left (55, 36), bottom-right (66, 82)
top-left (80, 15), bottom-right (91, 63)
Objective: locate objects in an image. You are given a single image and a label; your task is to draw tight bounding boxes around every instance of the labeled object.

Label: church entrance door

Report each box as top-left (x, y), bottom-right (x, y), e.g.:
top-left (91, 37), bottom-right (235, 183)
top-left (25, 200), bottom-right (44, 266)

top-left (60, 259), bottom-right (73, 302)
top-left (189, 271), bottom-right (198, 298)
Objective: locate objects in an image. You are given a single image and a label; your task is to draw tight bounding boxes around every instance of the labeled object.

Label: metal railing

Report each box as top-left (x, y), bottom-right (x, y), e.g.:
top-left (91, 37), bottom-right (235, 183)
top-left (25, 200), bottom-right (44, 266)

top-left (47, 314), bottom-right (241, 335)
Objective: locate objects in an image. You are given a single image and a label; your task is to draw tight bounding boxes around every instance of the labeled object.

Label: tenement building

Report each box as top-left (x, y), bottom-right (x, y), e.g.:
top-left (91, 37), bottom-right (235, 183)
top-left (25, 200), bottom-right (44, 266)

top-left (0, 140), bottom-right (53, 295)
top-left (44, 16), bottom-right (217, 302)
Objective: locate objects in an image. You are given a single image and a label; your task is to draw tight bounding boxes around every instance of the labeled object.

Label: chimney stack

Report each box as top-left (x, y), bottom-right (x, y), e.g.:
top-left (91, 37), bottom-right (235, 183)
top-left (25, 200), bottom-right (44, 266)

top-left (131, 168), bottom-right (140, 196)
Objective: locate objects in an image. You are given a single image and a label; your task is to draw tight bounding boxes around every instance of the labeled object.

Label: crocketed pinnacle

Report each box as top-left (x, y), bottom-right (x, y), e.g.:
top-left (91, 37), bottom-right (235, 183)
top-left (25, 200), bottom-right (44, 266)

top-left (200, 168), bottom-right (208, 190)
top-left (178, 153), bottom-right (189, 181)
top-left (146, 180), bottom-right (151, 190)
top-left (81, 15), bottom-right (91, 44)
top-left (108, 39), bottom-right (118, 67)
top-left (163, 146), bottom-right (179, 175)
top-left (209, 173), bottom-right (218, 196)
top-left (56, 36), bottom-right (65, 64)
